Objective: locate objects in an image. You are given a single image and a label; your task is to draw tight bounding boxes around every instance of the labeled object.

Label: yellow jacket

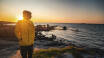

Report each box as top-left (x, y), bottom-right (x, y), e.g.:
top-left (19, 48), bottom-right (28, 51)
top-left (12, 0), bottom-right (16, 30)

top-left (15, 19), bottom-right (35, 46)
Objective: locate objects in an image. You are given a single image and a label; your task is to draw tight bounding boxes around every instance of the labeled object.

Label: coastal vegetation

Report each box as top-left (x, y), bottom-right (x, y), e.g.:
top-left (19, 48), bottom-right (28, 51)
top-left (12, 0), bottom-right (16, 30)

top-left (33, 46), bottom-right (83, 58)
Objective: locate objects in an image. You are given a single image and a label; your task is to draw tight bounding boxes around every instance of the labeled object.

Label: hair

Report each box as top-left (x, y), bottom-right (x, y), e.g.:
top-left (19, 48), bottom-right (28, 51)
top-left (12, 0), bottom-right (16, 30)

top-left (23, 10), bottom-right (31, 15)
top-left (23, 10), bottom-right (32, 19)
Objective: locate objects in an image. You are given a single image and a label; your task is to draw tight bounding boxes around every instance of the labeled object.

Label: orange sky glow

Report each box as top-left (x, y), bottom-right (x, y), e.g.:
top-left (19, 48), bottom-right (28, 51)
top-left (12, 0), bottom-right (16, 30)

top-left (0, 0), bottom-right (104, 24)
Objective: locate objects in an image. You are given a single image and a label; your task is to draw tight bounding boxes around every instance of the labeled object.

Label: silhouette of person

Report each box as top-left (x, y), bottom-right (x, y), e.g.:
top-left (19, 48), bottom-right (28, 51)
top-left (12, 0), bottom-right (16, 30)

top-left (15, 10), bottom-right (35, 58)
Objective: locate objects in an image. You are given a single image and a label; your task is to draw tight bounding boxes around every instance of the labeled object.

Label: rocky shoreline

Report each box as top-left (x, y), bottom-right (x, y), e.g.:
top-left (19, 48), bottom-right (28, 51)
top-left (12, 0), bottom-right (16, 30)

top-left (34, 31), bottom-right (104, 58)
top-left (0, 23), bottom-right (104, 58)
top-left (0, 35), bottom-right (104, 58)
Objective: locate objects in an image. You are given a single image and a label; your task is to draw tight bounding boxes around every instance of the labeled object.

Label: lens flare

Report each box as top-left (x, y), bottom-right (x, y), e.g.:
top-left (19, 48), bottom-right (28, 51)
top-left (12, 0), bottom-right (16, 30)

top-left (16, 15), bottom-right (23, 20)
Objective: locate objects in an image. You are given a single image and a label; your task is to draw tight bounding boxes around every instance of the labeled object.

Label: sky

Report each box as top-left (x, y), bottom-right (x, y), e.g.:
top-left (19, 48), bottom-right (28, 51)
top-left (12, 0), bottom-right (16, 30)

top-left (0, 0), bottom-right (104, 24)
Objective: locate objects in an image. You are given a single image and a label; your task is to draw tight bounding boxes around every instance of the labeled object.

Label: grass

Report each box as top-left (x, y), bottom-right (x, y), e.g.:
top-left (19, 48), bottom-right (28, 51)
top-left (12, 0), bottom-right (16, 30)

top-left (33, 46), bottom-right (84, 58)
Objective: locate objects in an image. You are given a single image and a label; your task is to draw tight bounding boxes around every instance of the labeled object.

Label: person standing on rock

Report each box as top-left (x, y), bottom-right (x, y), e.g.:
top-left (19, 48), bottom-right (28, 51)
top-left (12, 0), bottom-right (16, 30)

top-left (15, 10), bottom-right (35, 58)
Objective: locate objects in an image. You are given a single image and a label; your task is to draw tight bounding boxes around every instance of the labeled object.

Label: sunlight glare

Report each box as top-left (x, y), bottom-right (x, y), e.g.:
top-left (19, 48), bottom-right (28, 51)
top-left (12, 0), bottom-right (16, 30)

top-left (16, 15), bottom-right (23, 20)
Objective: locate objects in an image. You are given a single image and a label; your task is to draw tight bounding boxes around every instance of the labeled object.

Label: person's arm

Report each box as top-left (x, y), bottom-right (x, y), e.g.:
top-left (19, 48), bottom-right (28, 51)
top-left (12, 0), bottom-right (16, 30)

top-left (31, 21), bottom-right (35, 40)
top-left (15, 21), bottom-right (22, 40)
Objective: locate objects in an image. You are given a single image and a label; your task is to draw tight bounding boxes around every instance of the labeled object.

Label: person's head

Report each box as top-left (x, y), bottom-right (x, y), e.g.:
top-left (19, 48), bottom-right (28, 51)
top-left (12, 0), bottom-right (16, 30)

top-left (23, 10), bottom-right (32, 20)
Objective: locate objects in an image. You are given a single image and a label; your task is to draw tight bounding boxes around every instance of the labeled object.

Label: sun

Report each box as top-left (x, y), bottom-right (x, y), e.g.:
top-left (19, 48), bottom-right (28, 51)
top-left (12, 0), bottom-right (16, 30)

top-left (16, 15), bottom-right (23, 20)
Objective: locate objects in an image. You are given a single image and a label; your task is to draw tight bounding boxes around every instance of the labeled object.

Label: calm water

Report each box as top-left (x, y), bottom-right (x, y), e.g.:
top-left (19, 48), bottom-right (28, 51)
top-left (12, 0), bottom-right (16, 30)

top-left (38, 23), bottom-right (104, 50)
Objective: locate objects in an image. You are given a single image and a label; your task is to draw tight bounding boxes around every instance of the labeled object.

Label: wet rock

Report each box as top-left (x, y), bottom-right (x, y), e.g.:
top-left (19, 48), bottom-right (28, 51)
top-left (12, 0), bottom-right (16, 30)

top-left (45, 41), bottom-right (66, 46)
top-left (55, 53), bottom-right (74, 58)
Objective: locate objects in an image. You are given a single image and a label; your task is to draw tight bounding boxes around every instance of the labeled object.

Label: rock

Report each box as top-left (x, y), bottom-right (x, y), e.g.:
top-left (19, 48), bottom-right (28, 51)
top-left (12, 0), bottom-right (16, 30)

top-left (55, 53), bottom-right (74, 58)
top-left (44, 41), bottom-right (59, 46)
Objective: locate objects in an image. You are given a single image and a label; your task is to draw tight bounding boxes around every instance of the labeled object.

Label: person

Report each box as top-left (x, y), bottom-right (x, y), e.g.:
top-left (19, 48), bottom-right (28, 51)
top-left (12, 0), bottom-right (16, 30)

top-left (15, 10), bottom-right (35, 58)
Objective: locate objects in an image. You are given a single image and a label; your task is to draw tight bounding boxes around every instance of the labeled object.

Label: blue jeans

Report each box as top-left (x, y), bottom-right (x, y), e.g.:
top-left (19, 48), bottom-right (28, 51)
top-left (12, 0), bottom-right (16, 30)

top-left (20, 45), bottom-right (33, 58)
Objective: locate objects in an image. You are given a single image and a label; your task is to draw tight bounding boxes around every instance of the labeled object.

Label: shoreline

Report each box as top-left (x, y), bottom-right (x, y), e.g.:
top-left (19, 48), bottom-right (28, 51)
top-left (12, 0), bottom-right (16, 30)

top-left (0, 38), bottom-right (18, 50)
top-left (0, 39), bottom-right (18, 58)
top-left (0, 38), bottom-right (104, 58)
top-left (0, 23), bottom-right (104, 58)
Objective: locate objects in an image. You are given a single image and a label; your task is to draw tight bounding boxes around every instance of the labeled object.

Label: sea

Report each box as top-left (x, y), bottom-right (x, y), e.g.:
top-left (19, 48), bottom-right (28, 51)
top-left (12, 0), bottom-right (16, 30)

top-left (36, 23), bottom-right (104, 50)
top-left (5, 23), bottom-right (104, 50)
